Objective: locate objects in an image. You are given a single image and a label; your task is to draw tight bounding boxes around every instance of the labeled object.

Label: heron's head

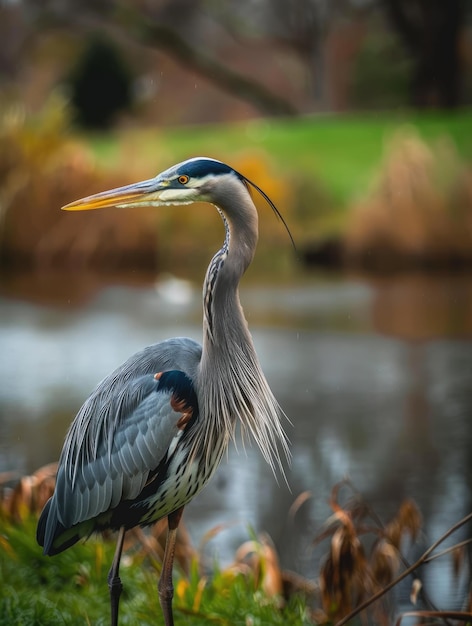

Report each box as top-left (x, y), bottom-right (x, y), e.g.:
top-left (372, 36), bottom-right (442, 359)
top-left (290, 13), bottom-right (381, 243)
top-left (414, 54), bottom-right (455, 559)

top-left (62, 156), bottom-right (293, 245)
top-left (63, 157), bottom-right (250, 211)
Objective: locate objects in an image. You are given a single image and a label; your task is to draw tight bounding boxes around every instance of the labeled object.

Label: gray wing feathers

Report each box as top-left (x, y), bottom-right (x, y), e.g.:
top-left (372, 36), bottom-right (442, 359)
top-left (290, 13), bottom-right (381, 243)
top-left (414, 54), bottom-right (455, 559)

top-left (52, 337), bottom-right (201, 528)
top-left (56, 385), bottom-right (183, 527)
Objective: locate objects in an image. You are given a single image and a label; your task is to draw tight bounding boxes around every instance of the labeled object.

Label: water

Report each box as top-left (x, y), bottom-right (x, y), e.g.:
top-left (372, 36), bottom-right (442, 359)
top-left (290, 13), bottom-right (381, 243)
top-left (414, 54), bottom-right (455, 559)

top-left (1, 270), bottom-right (472, 615)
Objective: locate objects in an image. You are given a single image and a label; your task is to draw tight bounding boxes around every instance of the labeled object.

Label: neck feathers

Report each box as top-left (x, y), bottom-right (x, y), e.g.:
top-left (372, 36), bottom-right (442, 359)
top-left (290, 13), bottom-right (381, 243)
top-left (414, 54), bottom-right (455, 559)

top-left (196, 181), bottom-right (290, 477)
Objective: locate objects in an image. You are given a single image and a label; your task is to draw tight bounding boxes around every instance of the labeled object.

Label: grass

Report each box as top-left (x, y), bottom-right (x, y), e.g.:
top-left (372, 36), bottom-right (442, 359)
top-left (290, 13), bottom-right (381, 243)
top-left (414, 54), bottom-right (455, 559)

top-left (1, 97), bottom-right (471, 271)
top-left (345, 123), bottom-right (472, 270)
top-left (2, 471), bottom-right (472, 625)
top-left (84, 109), bottom-right (472, 261)
top-left (0, 517), bottom-right (311, 626)
top-left (89, 109), bottom-right (472, 208)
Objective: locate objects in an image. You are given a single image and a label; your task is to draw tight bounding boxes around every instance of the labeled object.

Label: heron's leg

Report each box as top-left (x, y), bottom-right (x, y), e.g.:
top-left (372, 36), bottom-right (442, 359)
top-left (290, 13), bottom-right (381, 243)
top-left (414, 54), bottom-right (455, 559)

top-left (158, 506), bottom-right (184, 626)
top-left (108, 526), bottom-right (126, 626)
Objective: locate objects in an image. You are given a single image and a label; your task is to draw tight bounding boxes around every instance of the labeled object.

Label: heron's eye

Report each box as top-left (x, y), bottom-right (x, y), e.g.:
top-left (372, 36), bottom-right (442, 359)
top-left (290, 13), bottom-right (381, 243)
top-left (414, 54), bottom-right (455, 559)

top-left (178, 175), bottom-right (189, 185)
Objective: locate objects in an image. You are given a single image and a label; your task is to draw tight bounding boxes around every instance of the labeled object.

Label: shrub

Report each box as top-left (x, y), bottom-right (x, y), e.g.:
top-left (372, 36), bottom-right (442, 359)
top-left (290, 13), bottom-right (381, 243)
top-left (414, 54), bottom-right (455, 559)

top-left (66, 34), bottom-right (133, 130)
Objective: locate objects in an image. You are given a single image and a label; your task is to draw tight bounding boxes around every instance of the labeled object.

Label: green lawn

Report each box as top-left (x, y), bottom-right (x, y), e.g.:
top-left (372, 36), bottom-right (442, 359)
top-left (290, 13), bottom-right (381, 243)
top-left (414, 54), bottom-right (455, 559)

top-left (89, 109), bottom-right (472, 208)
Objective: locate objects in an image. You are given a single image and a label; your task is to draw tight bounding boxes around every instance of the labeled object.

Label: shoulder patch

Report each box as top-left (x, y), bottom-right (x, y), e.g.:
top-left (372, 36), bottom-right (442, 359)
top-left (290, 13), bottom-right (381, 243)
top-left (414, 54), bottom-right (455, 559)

top-left (156, 370), bottom-right (198, 409)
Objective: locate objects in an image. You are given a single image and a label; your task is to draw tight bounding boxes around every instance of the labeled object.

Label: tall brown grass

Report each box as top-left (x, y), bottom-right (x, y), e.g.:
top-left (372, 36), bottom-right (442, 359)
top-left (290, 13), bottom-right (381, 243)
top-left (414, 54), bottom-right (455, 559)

top-left (345, 127), bottom-right (472, 271)
top-left (0, 95), bottom-right (159, 271)
top-left (0, 98), bottom-right (297, 276)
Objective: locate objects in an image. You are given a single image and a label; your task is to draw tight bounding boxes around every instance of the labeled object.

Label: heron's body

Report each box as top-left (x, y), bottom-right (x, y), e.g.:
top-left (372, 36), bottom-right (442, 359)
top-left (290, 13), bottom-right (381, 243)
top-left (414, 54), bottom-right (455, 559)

top-left (36, 157), bottom-right (290, 626)
top-left (38, 339), bottom-right (221, 555)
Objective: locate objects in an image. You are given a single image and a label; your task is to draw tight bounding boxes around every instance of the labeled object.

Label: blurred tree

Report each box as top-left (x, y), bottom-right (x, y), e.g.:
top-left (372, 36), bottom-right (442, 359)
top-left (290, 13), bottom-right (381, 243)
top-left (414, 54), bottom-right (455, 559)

top-left (383, 0), bottom-right (467, 108)
top-left (0, 3), bottom-right (28, 81)
top-left (351, 29), bottom-right (412, 108)
top-left (263, 0), bottom-right (326, 102)
top-left (255, 0), bottom-right (371, 109)
top-left (121, 9), bottom-right (297, 116)
top-left (22, 0), bottom-right (297, 118)
top-left (67, 35), bottom-right (133, 128)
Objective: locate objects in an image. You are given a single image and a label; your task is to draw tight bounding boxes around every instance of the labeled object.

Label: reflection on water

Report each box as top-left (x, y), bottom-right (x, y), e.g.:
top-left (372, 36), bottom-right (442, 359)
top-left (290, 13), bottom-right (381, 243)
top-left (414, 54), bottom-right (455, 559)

top-left (1, 270), bottom-right (472, 614)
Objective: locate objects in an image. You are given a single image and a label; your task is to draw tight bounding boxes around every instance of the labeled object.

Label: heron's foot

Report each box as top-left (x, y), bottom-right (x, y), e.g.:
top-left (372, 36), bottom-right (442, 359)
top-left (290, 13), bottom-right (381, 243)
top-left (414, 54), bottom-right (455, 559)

top-left (108, 573), bottom-right (123, 626)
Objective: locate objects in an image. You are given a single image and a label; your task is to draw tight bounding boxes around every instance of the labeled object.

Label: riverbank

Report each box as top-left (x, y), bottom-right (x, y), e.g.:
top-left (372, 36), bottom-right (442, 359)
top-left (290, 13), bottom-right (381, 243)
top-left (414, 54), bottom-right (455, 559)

top-left (1, 100), bottom-right (471, 273)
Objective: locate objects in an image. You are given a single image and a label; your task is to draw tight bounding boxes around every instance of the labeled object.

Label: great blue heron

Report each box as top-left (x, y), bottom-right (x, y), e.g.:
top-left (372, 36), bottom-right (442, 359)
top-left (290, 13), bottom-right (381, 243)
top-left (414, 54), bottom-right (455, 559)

top-left (36, 156), bottom-right (291, 626)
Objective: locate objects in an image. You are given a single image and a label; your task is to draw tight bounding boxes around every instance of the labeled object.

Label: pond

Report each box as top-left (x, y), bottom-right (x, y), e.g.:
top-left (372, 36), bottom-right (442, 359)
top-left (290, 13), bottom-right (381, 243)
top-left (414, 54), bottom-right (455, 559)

top-left (1, 269), bottom-right (472, 617)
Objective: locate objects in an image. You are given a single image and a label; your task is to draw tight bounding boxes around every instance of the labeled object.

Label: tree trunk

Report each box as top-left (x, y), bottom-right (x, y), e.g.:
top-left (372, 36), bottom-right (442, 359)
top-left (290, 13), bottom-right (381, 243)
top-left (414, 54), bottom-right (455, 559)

top-left (384, 0), bottom-right (464, 109)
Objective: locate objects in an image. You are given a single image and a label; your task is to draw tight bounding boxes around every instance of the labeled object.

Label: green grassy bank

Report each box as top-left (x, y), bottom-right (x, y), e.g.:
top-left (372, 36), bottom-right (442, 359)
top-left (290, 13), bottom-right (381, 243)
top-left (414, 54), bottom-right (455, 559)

top-left (0, 518), bottom-right (310, 626)
top-left (2, 100), bottom-right (471, 272)
top-left (90, 110), bottom-right (472, 208)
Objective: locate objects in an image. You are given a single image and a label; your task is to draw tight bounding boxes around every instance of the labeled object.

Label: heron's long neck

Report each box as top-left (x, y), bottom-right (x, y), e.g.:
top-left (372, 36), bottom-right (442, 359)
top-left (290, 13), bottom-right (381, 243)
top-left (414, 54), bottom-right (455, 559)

top-left (202, 208), bottom-right (256, 347)
top-left (195, 198), bottom-right (288, 475)
top-left (203, 212), bottom-right (249, 338)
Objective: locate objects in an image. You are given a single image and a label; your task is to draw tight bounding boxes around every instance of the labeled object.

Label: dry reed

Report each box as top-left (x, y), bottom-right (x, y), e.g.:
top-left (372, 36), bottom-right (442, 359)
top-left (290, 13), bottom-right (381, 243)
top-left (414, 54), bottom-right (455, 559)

top-left (345, 127), bottom-right (472, 271)
top-left (0, 95), bottom-right (159, 271)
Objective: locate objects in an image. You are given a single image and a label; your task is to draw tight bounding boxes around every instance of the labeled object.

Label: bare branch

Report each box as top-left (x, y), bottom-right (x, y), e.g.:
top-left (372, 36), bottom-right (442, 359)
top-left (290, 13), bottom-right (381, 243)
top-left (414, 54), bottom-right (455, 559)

top-left (335, 510), bottom-right (472, 626)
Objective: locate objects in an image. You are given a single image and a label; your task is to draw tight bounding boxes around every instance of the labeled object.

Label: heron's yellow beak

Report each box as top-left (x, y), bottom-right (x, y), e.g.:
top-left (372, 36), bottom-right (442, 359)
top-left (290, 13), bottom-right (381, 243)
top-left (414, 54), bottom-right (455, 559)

top-left (62, 178), bottom-right (165, 211)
